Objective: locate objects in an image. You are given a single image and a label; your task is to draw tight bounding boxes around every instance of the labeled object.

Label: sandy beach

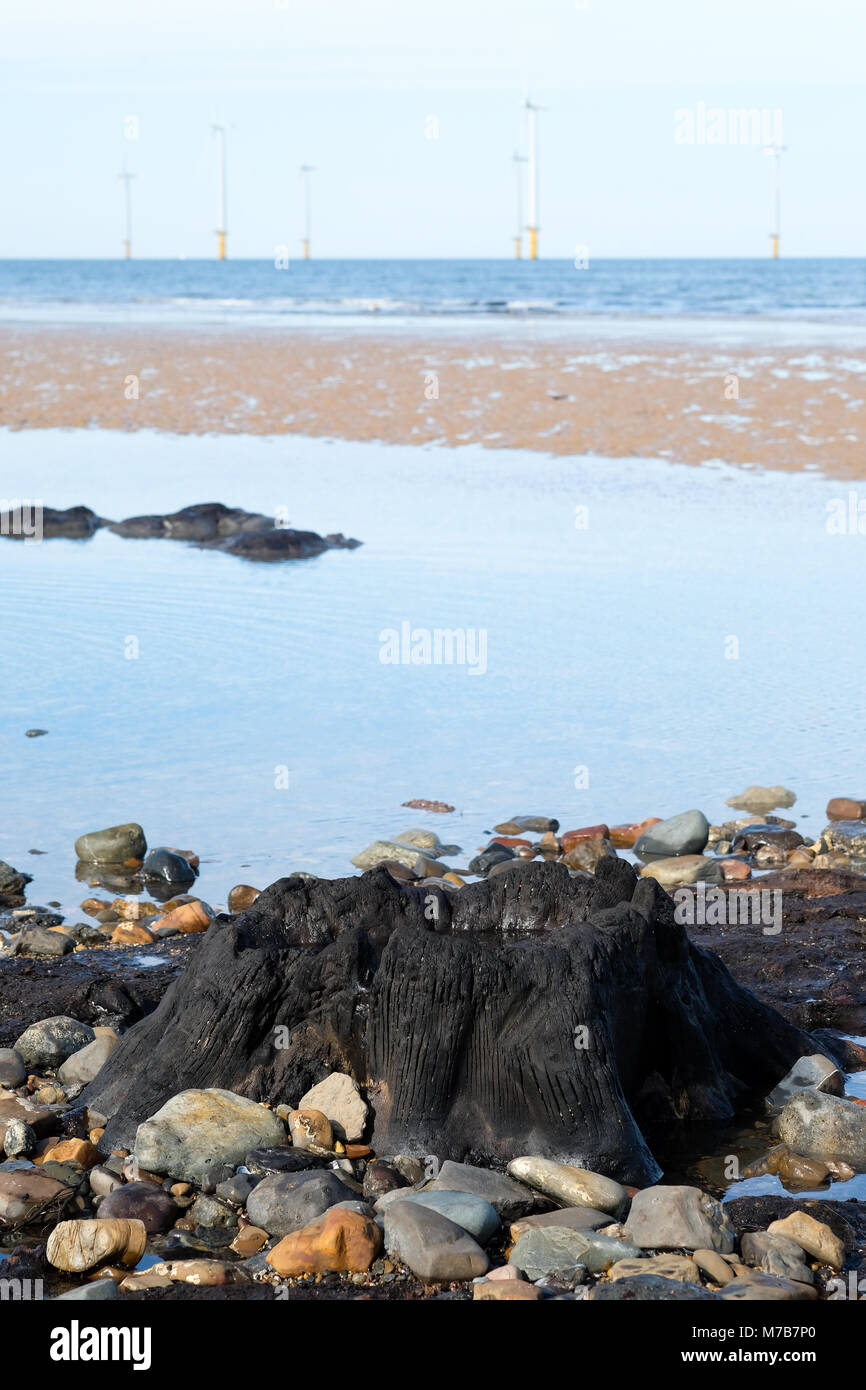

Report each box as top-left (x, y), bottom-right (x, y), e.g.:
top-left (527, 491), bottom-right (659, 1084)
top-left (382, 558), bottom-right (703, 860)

top-left (1, 324), bottom-right (863, 476)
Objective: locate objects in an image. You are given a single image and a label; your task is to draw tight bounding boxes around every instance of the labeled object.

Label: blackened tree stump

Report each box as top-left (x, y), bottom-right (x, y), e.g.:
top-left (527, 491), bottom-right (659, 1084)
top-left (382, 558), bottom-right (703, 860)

top-left (84, 860), bottom-right (813, 1184)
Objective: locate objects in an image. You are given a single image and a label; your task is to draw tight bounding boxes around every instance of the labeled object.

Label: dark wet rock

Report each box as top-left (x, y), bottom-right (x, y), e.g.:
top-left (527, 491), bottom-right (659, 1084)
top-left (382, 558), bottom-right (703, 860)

top-left (429, 1160), bottom-right (541, 1220)
top-left (467, 844), bottom-right (516, 876)
top-left (9, 925), bottom-right (75, 957)
top-left (0, 504), bottom-right (106, 540)
top-left (740, 1231), bottom-right (813, 1283)
top-left (811, 1030), bottom-right (866, 1072)
top-left (362, 1161), bottom-right (406, 1199)
top-left (143, 848), bottom-right (197, 887)
top-left (822, 821), bottom-right (866, 857)
top-left (216, 1172), bottom-right (260, 1204)
top-left (98, 1180), bottom-right (180, 1233)
top-left (83, 861), bottom-right (815, 1185)
top-left (684, 870), bottom-right (866, 1034)
top-left (74, 824), bottom-right (147, 865)
top-left (732, 826), bottom-right (806, 854)
top-left (244, 1146), bottom-right (330, 1177)
top-left (199, 1163), bottom-right (235, 1193)
top-left (25, 729), bottom-right (48, 738)
top-left (106, 502), bottom-right (361, 563)
top-left (0, 861), bottom-right (32, 907)
top-left (765, 1053), bottom-right (843, 1112)
top-left (0, 907), bottom-right (63, 933)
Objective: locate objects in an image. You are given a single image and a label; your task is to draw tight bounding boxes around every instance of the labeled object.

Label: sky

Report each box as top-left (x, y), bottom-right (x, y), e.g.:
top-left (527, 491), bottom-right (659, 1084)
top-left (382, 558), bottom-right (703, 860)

top-left (2, 0), bottom-right (864, 259)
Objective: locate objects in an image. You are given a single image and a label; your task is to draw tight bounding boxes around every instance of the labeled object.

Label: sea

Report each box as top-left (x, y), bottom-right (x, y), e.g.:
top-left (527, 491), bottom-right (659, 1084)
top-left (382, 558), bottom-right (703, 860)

top-left (0, 257), bottom-right (865, 917)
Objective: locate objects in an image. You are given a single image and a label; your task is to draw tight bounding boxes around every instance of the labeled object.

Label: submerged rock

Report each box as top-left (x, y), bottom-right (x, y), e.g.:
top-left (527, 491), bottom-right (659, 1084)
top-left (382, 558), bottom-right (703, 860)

top-left (74, 823), bottom-right (147, 864)
top-left (726, 786), bottom-right (797, 814)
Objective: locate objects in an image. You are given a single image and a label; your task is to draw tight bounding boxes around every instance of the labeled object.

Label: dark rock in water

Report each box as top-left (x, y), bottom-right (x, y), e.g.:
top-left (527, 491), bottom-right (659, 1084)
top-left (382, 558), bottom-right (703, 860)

top-left (467, 844), bottom-right (516, 876)
top-left (25, 729), bottom-right (48, 738)
top-left (634, 811), bottom-right (709, 858)
top-left (143, 848), bottom-right (197, 887)
top-left (732, 827), bottom-right (805, 854)
top-left (83, 861), bottom-right (815, 1185)
top-left (0, 906), bottom-right (62, 933)
top-left (106, 502), bottom-right (361, 563)
top-left (75, 823), bottom-right (147, 865)
top-left (0, 504), bottom-right (106, 540)
top-left (0, 861), bottom-right (32, 907)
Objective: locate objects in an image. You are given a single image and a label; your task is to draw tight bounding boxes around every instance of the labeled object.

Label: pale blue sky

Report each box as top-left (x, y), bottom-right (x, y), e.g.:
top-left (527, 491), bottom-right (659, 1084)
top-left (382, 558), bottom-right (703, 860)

top-left (2, 0), bottom-right (864, 258)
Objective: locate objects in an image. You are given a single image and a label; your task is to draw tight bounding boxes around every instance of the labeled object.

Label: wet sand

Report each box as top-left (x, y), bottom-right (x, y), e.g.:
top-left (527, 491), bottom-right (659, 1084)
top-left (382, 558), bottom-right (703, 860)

top-left (0, 324), bottom-right (864, 476)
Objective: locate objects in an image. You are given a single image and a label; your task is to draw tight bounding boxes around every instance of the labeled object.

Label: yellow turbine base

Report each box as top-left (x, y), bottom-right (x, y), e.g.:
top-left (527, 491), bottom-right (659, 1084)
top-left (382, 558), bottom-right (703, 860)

top-left (218, 232), bottom-right (227, 261)
top-left (123, 241), bottom-right (131, 261)
top-left (771, 234), bottom-right (779, 259)
top-left (514, 236), bottom-right (522, 259)
top-left (529, 227), bottom-right (538, 260)
top-left (302, 239), bottom-right (311, 260)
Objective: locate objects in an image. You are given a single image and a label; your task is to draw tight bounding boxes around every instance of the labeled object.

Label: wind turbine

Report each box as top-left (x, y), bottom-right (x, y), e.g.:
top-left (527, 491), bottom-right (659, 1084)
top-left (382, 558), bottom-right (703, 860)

top-left (764, 140), bottom-right (787, 259)
top-left (212, 122), bottom-right (228, 260)
top-left (300, 164), bottom-right (315, 259)
top-left (512, 151), bottom-right (527, 258)
top-left (524, 95), bottom-right (548, 260)
top-left (119, 161), bottom-right (134, 260)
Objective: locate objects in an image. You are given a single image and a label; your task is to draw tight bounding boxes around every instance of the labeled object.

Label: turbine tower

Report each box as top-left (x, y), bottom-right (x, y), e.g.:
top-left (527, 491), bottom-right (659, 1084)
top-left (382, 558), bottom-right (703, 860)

top-left (212, 122), bottom-right (228, 260)
top-left (119, 161), bottom-right (134, 260)
top-left (512, 151), bottom-right (526, 259)
top-left (764, 140), bottom-right (787, 259)
top-left (524, 96), bottom-right (547, 260)
top-left (300, 164), bottom-right (315, 259)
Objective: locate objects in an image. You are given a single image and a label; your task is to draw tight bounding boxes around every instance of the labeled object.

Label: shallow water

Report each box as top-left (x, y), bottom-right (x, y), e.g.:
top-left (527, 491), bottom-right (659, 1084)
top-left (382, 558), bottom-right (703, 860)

top-left (2, 428), bottom-right (865, 918)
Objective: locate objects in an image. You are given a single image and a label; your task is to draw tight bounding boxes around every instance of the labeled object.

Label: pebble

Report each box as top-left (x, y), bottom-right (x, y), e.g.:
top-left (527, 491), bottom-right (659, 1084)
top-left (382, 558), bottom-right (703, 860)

top-left (826, 797), bottom-right (866, 821)
top-left (740, 1231), bottom-right (814, 1282)
top-left (474, 1279), bottom-right (542, 1300)
top-left (777, 1089), bottom-right (866, 1169)
top-left (267, 1206), bottom-right (382, 1276)
top-left (692, 1248), bottom-right (735, 1285)
top-left (430, 1159), bottom-right (539, 1220)
top-left (289, 1107), bottom-right (334, 1153)
top-left (609, 818), bottom-right (661, 848)
top-left (299, 1072), bottom-right (369, 1143)
top-left (507, 1157), bottom-right (627, 1217)
top-left (720, 1272), bottom-right (817, 1301)
top-left (0, 1048), bottom-right (26, 1087)
top-left (725, 786), bottom-right (797, 814)
top-left (57, 1034), bottom-right (119, 1089)
top-left (639, 855), bottom-right (721, 888)
top-left (47, 1217), bottom-right (147, 1272)
top-left (98, 1179), bottom-right (181, 1233)
top-left (246, 1169), bottom-right (354, 1235)
top-left (228, 884), bottom-right (260, 913)
top-left (387, 1191), bottom-right (500, 1244)
top-left (633, 810), bottom-right (710, 858)
top-left (766, 1211), bottom-right (845, 1268)
top-left (383, 1201), bottom-right (489, 1282)
top-left (150, 900), bottom-right (213, 935)
top-left (608, 1254), bottom-right (699, 1283)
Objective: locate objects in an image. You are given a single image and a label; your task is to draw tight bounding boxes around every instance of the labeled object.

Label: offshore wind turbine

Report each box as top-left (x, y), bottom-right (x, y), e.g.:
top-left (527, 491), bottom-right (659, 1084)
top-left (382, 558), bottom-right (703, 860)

top-left (512, 151), bottom-right (527, 258)
top-left (300, 164), bottom-right (315, 259)
top-left (212, 122), bottom-right (228, 260)
top-left (764, 139), bottom-right (787, 259)
top-left (119, 161), bottom-right (134, 260)
top-left (524, 95), bottom-right (547, 260)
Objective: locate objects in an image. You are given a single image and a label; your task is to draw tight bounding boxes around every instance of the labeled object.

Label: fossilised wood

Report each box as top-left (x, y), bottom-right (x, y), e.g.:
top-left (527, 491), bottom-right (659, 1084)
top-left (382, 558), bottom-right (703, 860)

top-left (83, 860), bottom-right (814, 1185)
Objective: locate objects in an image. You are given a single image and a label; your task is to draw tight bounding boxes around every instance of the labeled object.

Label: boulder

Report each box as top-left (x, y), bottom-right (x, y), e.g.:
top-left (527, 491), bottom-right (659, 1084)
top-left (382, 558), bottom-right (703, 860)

top-left (134, 1089), bottom-right (286, 1183)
